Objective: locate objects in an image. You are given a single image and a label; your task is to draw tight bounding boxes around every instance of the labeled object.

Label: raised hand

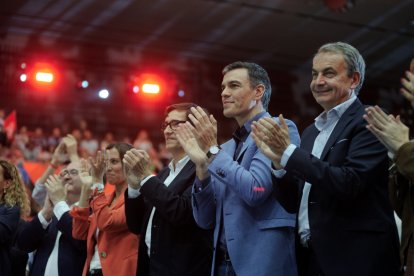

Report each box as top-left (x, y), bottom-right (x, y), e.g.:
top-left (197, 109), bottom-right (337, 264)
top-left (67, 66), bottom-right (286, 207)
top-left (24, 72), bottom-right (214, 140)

top-left (175, 122), bottom-right (208, 166)
top-left (188, 106), bottom-right (218, 152)
top-left (123, 149), bottom-right (152, 189)
top-left (45, 175), bottom-right (66, 205)
top-left (401, 68), bottom-right (414, 108)
top-left (41, 194), bottom-right (54, 221)
top-left (89, 150), bottom-right (105, 183)
top-left (63, 134), bottom-right (79, 162)
top-left (252, 115), bottom-right (291, 169)
top-left (51, 141), bottom-right (66, 166)
top-left (79, 158), bottom-right (93, 190)
top-left (364, 105), bottom-right (409, 154)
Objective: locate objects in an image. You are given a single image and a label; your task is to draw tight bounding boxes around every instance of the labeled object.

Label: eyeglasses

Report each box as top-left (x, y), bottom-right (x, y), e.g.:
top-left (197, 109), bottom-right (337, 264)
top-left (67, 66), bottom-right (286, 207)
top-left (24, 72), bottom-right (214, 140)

top-left (59, 169), bottom-right (79, 178)
top-left (161, 120), bottom-right (186, 131)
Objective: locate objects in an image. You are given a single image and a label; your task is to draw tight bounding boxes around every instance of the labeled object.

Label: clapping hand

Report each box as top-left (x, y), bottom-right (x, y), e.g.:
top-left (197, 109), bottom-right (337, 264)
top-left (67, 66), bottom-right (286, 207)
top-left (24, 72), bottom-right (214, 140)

top-left (45, 175), bottom-right (66, 205)
top-left (123, 149), bottom-right (152, 189)
top-left (252, 115), bottom-right (290, 169)
top-left (188, 106), bottom-right (218, 152)
top-left (79, 158), bottom-right (93, 190)
top-left (175, 122), bottom-right (208, 166)
top-left (89, 150), bottom-right (106, 183)
top-left (364, 105), bottom-right (409, 154)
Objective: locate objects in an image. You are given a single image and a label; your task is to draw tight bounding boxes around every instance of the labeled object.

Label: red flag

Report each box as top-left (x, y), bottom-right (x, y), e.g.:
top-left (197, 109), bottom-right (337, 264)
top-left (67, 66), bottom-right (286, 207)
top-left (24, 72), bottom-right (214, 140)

top-left (4, 110), bottom-right (17, 140)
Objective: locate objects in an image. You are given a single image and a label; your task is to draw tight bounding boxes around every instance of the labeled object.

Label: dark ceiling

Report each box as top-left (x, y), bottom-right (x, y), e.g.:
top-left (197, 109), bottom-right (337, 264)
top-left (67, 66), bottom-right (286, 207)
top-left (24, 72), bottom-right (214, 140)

top-left (1, 0), bottom-right (413, 140)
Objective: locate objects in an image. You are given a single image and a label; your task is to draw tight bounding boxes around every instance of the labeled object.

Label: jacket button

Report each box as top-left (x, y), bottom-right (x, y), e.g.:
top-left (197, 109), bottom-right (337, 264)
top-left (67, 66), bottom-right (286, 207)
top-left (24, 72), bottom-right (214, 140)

top-left (100, 251), bottom-right (107, 258)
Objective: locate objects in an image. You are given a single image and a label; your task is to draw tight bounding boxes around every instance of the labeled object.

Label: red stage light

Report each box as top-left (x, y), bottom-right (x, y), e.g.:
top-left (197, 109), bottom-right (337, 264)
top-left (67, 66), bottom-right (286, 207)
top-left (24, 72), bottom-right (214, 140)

top-left (35, 72), bottom-right (54, 83)
top-left (142, 83), bottom-right (160, 94)
top-left (27, 62), bottom-right (59, 90)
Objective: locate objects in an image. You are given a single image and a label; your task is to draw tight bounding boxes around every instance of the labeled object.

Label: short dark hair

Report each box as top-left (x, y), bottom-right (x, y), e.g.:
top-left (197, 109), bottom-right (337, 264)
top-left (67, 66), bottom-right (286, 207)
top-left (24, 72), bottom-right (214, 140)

top-left (165, 102), bottom-right (209, 120)
top-left (222, 61), bottom-right (272, 110)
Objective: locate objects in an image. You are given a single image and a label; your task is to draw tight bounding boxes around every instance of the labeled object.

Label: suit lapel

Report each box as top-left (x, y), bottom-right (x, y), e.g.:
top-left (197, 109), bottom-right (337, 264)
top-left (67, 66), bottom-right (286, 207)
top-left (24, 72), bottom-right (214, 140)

top-left (234, 112), bottom-right (271, 162)
top-left (167, 161), bottom-right (195, 193)
top-left (301, 125), bottom-right (319, 152)
top-left (320, 99), bottom-right (361, 160)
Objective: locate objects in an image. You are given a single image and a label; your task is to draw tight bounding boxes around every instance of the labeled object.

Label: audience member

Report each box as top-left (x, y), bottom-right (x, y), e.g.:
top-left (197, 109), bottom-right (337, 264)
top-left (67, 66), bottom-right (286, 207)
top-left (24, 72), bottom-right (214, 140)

top-left (123, 103), bottom-right (213, 276)
top-left (0, 160), bottom-right (30, 275)
top-left (252, 42), bottom-right (401, 275)
top-left (17, 161), bottom-right (87, 276)
top-left (32, 134), bottom-right (79, 206)
top-left (176, 62), bottom-right (300, 276)
top-left (364, 59), bottom-right (414, 275)
top-left (71, 143), bottom-right (138, 276)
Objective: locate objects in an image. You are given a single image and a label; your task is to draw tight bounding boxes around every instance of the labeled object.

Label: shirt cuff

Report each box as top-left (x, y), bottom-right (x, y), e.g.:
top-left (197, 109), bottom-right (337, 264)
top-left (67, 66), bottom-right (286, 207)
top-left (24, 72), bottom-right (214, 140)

top-left (38, 212), bottom-right (52, 229)
top-left (53, 201), bottom-right (70, 220)
top-left (127, 185), bottom-right (141, 198)
top-left (272, 168), bottom-right (287, 178)
top-left (194, 176), bottom-right (211, 192)
top-left (91, 183), bottom-right (104, 192)
top-left (387, 151), bottom-right (395, 160)
top-left (280, 144), bottom-right (297, 167)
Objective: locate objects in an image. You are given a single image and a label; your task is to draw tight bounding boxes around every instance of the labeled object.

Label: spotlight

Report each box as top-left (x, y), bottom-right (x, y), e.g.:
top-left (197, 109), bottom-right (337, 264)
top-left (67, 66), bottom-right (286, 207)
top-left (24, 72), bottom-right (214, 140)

top-left (98, 89), bottom-right (109, 99)
top-left (81, 80), bottom-right (89, 88)
top-left (178, 89), bottom-right (185, 97)
top-left (19, 74), bottom-right (27, 82)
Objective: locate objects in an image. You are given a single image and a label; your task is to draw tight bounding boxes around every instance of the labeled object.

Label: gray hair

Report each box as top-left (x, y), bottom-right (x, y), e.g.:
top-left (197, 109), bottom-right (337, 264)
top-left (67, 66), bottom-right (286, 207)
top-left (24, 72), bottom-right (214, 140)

top-left (316, 42), bottom-right (365, 95)
top-left (222, 61), bottom-right (272, 110)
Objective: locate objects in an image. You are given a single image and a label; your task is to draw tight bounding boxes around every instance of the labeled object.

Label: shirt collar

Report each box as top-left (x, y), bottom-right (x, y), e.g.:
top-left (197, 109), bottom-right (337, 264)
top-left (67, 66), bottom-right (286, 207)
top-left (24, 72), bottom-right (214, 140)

top-left (233, 111), bottom-right (266, 142)
top-left (315, 94), bottom-right (357, 131)
top-left (168, 155), bottom-right (190, 173)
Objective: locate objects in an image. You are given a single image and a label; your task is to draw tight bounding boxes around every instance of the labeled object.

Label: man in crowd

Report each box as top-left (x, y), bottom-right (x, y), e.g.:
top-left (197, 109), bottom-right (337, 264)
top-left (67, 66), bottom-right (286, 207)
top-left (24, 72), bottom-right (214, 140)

top-left (17, 139), bottom-right (86, 276)
top-left (252, 42), bottom-right (401, 276)
top-left (175, 62), bottom-right (300, 276)
top-left (123, 102), bottom-right (212, 276)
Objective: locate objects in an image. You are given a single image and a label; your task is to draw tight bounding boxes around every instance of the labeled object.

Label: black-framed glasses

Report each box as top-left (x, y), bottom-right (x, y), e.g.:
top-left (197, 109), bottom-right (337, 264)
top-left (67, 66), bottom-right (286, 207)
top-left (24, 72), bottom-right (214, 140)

top-left (59, 169), bottom-right (79, 178)
top-left (161, 120), bottom-right (187, 131)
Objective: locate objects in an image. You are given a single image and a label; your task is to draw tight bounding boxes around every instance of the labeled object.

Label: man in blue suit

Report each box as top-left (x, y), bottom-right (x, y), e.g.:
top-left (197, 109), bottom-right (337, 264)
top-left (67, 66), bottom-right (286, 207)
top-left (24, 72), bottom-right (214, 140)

top-left (17, 161), bottom-right (86, 276)
top-left (175, 61), bottom-right (300, 276)
top-left (252, 42), bottom-right (401, 276)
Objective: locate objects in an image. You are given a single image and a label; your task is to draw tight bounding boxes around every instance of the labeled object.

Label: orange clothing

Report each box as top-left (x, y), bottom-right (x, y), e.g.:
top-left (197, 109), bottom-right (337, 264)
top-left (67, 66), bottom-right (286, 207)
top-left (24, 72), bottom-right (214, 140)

top-left (71, 191), bottom-right (139, 276)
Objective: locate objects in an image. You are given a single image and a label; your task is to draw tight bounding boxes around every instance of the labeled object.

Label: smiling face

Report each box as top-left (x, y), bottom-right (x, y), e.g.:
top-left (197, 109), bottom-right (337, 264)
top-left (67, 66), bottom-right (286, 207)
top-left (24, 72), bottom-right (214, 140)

top-left (60, 161), bottom-right (82, 197)
top-left (310, 52), bottom-right (360, 112)
top-left (105, 147), bottom-right (126, 186)
top-left (221, 68), bottom-right (263, 126)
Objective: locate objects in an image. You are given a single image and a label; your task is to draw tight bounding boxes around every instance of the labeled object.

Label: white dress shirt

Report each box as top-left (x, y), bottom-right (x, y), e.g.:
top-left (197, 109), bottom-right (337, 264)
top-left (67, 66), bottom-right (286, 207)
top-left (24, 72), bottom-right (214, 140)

top-left (127, 155), bottom-right (190, 256)
top-left (39, 201), bottom-right (72, 276)
top-left (280, 94), bottom-right (357, 245)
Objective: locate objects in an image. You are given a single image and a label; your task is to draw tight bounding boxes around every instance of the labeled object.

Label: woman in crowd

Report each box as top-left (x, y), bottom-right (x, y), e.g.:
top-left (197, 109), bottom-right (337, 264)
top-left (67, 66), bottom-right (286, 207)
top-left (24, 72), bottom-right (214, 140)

top-left (0, 159), bottom-right (30, 275)
top-left (71, 143), bottom-right (139, 276)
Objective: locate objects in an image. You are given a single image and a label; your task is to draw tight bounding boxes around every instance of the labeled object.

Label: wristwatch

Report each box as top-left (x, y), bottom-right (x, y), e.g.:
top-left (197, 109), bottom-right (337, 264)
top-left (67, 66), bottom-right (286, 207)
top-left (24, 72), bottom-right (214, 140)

top-left (207, 145), bottom-right (221, 158)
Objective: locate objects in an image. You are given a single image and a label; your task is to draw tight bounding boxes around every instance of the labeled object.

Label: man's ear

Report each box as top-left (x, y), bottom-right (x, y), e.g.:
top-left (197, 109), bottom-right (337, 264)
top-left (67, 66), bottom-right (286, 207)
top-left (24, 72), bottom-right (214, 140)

top-left (350, 72), bottom-right (361, 90)
top-left (254, 84), bottom-right (265, 101)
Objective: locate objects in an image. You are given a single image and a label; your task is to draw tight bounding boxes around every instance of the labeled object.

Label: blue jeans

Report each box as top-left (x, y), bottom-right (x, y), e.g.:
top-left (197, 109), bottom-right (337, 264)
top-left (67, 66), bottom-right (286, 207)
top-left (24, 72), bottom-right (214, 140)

top-left (216, 260), bottom-right (236, 276)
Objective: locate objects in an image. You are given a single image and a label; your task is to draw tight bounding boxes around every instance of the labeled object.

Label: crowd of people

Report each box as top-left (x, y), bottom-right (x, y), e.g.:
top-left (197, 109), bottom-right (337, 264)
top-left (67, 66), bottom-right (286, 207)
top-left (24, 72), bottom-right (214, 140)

top-left (0, 41), bottom-right (413, 276)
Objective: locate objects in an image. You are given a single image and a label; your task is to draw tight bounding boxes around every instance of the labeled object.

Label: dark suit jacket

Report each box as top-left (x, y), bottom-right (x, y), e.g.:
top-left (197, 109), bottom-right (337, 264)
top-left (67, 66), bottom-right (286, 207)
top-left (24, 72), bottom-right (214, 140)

top-left (125, 160), bottom-right (212, 276)
top-left (285, 99), bottom-right (401, 276)
top-left (389, 141), bottom-right (414, 265)
top-left (0, 204), bottom-right (20, 276)
top-left (17, 211), bottom-right (86, 276)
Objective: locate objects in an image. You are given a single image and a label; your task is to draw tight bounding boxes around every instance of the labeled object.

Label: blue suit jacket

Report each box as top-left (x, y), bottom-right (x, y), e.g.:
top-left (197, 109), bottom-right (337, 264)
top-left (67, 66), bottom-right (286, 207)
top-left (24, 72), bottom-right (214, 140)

top-left (17, 211), bottom-right (86, 276)
top-left (192, 112), bottom-right (300, 276)
top-left (285, 99), bottom-right (401, 276)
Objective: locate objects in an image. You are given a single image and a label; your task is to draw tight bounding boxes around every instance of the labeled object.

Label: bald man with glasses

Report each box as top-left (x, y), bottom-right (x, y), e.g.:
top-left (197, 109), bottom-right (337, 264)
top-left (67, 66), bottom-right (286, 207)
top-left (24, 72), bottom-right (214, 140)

top-left (17, 158), bottom-right (86, 275)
